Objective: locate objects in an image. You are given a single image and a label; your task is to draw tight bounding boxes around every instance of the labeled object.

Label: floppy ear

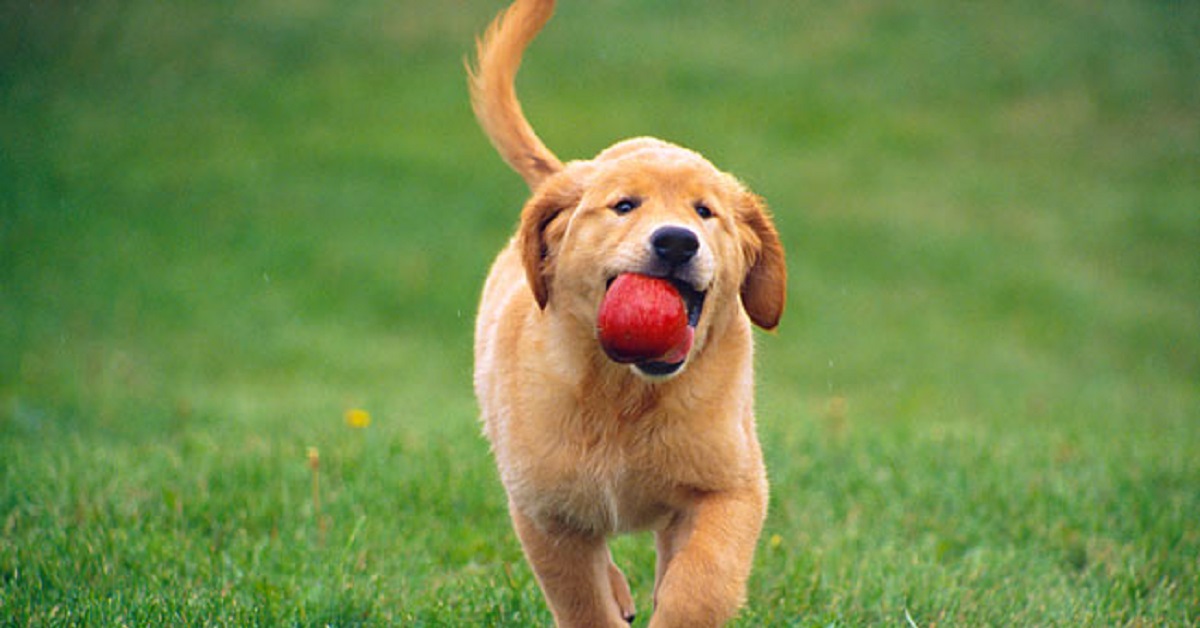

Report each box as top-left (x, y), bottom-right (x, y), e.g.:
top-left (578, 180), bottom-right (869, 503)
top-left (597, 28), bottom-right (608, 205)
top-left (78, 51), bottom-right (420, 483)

top-left (518, 175), bottom-right (580, 309)
top-left (738, 194), bottom-right (787, 330)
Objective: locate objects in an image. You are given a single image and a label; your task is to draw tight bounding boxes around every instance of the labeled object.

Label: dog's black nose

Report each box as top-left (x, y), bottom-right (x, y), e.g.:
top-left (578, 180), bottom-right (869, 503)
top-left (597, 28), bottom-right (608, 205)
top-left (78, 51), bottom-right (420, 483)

top-left (652, 226), bottom-right (700, 267)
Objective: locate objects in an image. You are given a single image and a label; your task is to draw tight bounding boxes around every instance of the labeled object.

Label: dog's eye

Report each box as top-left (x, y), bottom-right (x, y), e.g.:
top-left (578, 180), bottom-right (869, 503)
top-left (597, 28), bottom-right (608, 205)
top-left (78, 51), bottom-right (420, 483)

top-left (611, 198), bottom-right (641, 215)
top-left (694, 202), bottom-right (714, 219)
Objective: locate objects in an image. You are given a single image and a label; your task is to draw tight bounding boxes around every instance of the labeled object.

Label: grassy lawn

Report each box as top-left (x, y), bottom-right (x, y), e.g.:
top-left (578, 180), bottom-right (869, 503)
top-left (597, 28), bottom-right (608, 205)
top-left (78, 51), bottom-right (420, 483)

top-left (2, 0), bottom-right (1197, 624)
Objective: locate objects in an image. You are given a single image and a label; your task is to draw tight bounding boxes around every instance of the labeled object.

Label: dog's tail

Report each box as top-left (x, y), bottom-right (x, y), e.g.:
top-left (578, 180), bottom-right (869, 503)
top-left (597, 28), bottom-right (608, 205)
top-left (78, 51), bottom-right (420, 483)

top-left (468, 0), bottom-right (563, 190)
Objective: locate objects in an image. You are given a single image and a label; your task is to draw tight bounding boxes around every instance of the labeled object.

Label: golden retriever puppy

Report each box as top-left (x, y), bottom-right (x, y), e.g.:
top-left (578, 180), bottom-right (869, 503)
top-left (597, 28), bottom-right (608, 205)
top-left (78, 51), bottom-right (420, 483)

top-left (469, 1), bottom-right (786, 626)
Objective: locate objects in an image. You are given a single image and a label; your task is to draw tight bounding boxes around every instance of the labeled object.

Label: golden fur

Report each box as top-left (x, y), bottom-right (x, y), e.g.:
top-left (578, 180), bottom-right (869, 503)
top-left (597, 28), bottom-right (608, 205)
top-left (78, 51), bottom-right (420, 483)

top-left (469, 1), bottom-right (786, 625)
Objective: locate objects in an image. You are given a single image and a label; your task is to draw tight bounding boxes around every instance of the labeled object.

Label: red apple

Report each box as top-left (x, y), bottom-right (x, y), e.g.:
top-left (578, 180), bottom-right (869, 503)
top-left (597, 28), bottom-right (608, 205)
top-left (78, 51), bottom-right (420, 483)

top-left (597, 273), bottom-right (693, 364)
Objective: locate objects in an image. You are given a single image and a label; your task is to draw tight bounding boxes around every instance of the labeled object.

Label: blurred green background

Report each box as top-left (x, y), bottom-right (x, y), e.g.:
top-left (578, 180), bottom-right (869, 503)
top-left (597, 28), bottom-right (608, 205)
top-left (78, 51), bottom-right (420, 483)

top-left (2, 0), bottom-right (1197, 624)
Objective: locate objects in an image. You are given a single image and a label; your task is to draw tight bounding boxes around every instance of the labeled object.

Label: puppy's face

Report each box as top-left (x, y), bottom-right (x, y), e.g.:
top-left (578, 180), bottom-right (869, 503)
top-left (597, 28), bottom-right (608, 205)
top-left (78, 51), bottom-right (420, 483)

top-left (520, 139), bottom-right (785, 379)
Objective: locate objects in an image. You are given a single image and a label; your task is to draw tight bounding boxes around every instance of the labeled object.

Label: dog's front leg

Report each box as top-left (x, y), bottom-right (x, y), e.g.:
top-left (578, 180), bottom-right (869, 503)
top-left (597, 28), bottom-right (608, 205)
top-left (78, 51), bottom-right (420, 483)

top-left (511, 507), bottom-right (635, 627)
top-left (649, 487), bottom-right (766, 627)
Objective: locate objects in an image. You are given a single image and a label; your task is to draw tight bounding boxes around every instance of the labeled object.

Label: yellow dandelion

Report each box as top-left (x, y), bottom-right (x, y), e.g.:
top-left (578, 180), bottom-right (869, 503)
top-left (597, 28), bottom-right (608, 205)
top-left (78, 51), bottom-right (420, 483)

top-left (770, 534), bottom-right (783, 549)
top-left (344, 408), bottom-right (371, 428)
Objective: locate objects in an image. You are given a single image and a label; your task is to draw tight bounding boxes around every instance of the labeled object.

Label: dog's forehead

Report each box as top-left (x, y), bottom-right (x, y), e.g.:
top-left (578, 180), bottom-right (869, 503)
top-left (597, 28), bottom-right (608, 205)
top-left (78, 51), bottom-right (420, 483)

top-left (588, 146), bottom-right (727, 199)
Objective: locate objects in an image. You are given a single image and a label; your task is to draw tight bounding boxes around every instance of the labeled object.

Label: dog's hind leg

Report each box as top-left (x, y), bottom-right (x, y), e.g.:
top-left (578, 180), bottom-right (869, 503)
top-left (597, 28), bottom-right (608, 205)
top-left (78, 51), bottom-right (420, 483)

top-left (606, 550), bottom-right (636, 624)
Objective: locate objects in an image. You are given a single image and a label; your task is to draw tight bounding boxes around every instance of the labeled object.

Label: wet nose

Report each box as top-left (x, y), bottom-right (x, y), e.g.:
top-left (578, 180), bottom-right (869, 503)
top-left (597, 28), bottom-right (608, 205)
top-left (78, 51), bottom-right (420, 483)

top-left (651, 226), bottom-right (699, 267)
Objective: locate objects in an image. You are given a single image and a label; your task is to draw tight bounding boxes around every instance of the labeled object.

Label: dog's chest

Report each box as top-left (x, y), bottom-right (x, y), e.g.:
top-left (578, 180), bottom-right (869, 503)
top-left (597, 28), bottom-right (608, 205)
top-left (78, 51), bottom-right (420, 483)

top-left (498, 379), bottom-right (747, 535)
top-left (521, 440), bottom-right (678, 535)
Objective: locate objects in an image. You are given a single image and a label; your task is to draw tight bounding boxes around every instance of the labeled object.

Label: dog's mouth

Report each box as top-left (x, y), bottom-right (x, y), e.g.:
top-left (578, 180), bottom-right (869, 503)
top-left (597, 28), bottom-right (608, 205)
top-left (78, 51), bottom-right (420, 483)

top-left (640, 279), bottom-right (705, 377)
top-left (602, 276), bottom-right (706, 322)
top-left (599, 275), bottom-right (707, 377)
top-left (671, 278), bottom-right (706, 329)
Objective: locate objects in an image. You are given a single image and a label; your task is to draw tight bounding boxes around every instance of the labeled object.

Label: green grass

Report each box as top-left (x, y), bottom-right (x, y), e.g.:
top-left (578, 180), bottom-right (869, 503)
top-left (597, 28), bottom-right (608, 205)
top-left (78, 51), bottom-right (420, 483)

top-left (2, 0), bottom-right (1197, 624)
